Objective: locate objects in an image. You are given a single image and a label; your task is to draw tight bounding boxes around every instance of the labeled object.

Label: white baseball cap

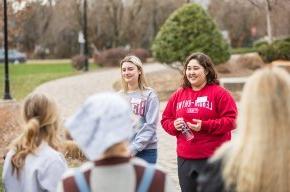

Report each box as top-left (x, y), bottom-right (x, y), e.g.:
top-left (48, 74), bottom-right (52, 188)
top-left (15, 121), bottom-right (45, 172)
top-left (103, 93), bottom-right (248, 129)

top-left (65, 92), bottom-right (133, 161)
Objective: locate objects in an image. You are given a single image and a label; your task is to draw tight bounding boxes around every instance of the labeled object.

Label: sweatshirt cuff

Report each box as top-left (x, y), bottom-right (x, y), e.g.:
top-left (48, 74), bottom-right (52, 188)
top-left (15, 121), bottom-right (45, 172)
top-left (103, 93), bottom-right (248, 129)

top-left (129, 143), bottom-right (139, 156)
top-left (169, 123), bottom-right (179, 135)
top-left (201, 120), bottom-right (211, 133)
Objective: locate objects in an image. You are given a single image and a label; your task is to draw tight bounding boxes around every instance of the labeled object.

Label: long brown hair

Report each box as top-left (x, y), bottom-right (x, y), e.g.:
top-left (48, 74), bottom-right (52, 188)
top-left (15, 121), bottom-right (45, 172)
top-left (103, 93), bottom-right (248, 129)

top-left (182, 52), bottom-right (219, 88)
top-left (120, 55), bottom-right (149, 92)
top-left (10, 93), bottom-right (61, 175)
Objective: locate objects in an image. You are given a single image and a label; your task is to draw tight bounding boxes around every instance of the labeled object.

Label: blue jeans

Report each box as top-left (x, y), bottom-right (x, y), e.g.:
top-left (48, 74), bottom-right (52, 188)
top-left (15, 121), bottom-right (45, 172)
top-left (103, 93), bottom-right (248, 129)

top-left (136, 149), bottom-right (157, 164)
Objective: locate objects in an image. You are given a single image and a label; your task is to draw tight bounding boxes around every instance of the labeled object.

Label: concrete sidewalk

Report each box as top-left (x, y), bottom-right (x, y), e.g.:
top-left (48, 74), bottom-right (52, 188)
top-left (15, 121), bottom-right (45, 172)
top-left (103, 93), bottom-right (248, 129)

top-left (34, 63), bottom-right (168, 117)
top-left (33, 63), bottom-right (181, 191)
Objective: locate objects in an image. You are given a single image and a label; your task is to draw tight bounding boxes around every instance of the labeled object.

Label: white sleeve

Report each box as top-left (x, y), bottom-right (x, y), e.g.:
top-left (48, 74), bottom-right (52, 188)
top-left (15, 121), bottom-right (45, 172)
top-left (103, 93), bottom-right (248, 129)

top-left (165, 175), bottom-right (178, 192)
top-left (56, 181), bottom-right (65, 192)
top-left (37, 157), bottom-right (68, 192)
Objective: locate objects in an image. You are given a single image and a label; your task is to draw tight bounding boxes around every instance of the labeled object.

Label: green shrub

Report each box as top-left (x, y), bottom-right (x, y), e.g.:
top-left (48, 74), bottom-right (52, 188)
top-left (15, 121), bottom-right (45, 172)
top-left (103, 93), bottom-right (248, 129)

top-left (151, 3), bottom-right (230, 65)
top-left (255, 37), bottom-right (290, 63)
top-left (284, 37), bottom-right (290, 43)
top-left (256, 43), bottom-right (275, 63)
top-left (253, 40), bottom-right (268, 48)
top-left (274, 40), bottom-right (290, 60)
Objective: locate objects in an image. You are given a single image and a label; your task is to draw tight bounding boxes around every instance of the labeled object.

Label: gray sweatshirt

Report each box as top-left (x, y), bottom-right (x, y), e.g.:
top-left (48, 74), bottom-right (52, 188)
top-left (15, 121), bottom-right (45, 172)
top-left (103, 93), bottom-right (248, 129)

top-left (121, 88), bottom-right (159, 155)
top-left (2, 142), bottom-right (67, 192)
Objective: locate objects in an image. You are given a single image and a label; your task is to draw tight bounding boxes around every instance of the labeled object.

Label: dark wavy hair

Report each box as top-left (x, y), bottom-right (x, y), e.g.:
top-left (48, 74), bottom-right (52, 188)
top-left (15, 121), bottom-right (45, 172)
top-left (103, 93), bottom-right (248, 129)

top-left (182, 52), bottom-right (219, 88)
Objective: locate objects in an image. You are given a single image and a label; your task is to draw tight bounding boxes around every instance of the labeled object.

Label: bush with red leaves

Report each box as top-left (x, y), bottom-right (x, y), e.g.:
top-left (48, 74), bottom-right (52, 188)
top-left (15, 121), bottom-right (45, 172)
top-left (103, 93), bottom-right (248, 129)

top-left (93, 48), bottom-right (129, 67)
top-left (71, 55), bottom-right (87, 71)
top-left (129, 48), bottom-right (151, 62)
top-left (93, 48), bottom-right (151, 67)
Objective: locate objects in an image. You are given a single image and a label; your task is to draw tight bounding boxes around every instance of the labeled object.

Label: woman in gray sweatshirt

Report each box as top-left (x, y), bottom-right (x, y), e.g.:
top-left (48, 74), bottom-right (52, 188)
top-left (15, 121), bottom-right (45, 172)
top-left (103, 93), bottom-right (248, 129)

top-left (119, 55), bottom-right (159, 164)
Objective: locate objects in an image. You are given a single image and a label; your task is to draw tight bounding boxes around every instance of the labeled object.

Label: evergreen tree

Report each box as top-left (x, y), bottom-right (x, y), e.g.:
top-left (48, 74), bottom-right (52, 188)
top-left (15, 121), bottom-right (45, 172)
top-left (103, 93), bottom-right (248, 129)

top-left (151, 3), bottom-right (230, 65)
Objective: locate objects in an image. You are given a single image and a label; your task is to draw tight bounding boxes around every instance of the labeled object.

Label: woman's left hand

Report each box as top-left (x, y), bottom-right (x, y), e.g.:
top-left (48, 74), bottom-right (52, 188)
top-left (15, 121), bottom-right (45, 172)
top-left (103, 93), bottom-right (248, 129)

top-left (187, 119), bottom-right (202, 132)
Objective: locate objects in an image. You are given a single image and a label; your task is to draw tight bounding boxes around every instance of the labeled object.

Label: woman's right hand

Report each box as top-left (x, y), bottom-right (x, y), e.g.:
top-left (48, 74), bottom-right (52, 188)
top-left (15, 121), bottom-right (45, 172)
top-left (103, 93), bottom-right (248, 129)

top-left (174, 118), bottom-right (184, 131)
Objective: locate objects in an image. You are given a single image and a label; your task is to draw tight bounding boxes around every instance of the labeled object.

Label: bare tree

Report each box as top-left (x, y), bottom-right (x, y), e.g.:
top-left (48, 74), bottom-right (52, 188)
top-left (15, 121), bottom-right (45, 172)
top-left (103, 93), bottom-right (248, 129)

top-left (209, 0), bottom-right (261, 47)
top-left (16, 2), bottom-right (53, 52)
top-left (3, 0), bottom-right (188, 58)
top-left (247, 0), bottom-right (279, 43)
top-left (0, 1), bottom-right (29, 48)
top-left (89, 0), bottom-right (184, 50)
top-left (47, 0), bottom-right (82, 57)
top-left (106, 0), bottom-right (124, 47)
top-left (124, 0), bottom-right (185, 48)
top-left (209, 0), bottom-right (290, 47)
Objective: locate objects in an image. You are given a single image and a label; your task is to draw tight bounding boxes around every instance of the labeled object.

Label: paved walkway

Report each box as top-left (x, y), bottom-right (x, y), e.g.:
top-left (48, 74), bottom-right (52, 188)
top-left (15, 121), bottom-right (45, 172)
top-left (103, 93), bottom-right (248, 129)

top-left (34, 63), bottom-right (180, 191)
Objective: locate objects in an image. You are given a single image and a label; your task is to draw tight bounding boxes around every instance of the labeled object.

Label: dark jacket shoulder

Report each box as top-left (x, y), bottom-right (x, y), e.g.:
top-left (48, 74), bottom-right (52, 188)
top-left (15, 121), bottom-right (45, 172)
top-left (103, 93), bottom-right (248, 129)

top-left (197, 158), bottom-right (231, 192)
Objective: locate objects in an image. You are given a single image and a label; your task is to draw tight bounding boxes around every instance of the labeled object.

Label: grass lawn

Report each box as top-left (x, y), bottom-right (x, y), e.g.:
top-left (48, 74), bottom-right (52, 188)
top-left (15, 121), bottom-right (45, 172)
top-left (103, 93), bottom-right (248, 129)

top-left (0, 62), bottom-right (96, 100)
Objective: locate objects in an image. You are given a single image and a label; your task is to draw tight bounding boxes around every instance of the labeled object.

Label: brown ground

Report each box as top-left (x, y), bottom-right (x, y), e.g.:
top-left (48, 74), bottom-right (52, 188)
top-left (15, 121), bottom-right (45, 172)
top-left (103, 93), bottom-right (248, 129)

top-left (0, 102), bottom-right (22, 163)
top-left (0, 102), bottom-right (85, 165)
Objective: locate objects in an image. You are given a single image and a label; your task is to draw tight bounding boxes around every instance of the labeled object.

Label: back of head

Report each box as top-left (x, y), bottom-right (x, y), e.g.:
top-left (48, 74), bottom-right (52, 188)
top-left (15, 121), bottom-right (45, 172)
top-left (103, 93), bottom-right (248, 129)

top-left (65, 92), bottom-right (133, 161)
top-left (11, 93), bottom-right (60, 174)
top-left (239, 66), bottom-right (290, 145)
top-left (219, 66), bottom-right (290, 192)
top-left (23, 93), bottom-right (59, 130)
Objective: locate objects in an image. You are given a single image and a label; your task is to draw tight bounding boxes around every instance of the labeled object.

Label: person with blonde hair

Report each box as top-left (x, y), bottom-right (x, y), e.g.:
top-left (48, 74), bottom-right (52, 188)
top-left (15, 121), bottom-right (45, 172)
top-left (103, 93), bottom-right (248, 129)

top-left (57, 92), bottom-right (174, 192)
top-left (198, 66), bottom-right (290, 192)
top-left (2, 93), bottom-right (67, 192)
top-left (120, 55), bottom-right (159, 164)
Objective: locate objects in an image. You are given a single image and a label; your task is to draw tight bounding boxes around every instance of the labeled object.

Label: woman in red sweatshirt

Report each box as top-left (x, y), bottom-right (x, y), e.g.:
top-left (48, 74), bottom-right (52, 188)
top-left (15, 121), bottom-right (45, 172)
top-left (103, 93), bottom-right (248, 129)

top-left (161, 52), bottom-right (237, 192)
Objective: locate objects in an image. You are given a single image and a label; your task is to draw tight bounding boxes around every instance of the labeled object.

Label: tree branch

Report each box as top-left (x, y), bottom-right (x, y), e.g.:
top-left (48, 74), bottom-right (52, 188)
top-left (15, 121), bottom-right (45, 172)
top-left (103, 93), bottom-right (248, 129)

top-left (266, 0), bottom-right (274, 11)
top-left (163, 62), bottom-right (183, 74)
top-left (247, 0), bottom-right (263, 9)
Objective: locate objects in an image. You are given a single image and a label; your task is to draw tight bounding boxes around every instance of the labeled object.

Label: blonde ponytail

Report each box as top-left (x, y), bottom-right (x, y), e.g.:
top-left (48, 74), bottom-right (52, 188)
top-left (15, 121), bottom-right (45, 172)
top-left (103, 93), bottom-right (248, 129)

top-left (9, 93), bottom-right (61, 176)
top-left (11, 118), bottom-right (41, 175)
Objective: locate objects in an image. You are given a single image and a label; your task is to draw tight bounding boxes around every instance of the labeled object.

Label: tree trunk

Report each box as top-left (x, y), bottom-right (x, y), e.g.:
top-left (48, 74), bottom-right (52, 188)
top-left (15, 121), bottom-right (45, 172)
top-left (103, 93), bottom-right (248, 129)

top-left (265, 0), bottom-right (273, 44)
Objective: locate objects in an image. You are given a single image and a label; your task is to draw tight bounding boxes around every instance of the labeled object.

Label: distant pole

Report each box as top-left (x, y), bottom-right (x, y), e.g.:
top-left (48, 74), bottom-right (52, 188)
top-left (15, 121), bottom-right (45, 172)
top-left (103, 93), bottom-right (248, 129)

top-left (3, 0), bottom-right (12, 100)
top-left (83, 0), bottom-right (89, 71)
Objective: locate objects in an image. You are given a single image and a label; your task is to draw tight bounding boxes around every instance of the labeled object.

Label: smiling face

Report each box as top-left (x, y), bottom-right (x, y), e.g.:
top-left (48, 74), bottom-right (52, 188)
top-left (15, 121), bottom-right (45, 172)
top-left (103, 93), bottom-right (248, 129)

top-left (121, 61), bottom-right (141, 85)
top-left (186, 59), bottom-right (207, 90)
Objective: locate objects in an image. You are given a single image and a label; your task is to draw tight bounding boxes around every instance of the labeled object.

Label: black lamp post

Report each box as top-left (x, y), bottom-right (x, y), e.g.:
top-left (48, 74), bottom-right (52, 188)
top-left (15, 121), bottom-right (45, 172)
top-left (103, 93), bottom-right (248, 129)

top-left (83, 0), bottom-right (89, 71)
top-left (3, 0), bottom-right (12, 100)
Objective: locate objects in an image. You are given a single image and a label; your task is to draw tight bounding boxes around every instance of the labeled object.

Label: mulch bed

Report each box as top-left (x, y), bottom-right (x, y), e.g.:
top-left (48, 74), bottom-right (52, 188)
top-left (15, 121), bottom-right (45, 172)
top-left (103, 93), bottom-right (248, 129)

top-left (0, 101), bottom-right (22, 163)
top-left (0, 101), bottom-right (85, 166)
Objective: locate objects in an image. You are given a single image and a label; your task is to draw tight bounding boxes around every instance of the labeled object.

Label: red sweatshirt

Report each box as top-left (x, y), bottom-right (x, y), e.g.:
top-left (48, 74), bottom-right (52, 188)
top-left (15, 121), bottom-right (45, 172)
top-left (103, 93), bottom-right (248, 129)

top-left (161, 84), bottom-right (237, 159)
